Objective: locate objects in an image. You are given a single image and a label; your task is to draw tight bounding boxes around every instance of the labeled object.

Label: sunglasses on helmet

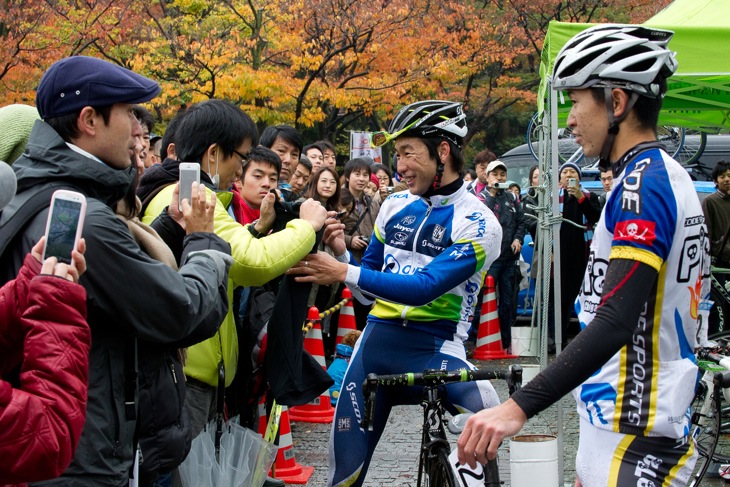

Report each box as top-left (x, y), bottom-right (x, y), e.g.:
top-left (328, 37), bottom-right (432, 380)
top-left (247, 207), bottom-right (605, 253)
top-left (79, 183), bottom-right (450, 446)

top-left (370, 119), bottom-right (420, 149)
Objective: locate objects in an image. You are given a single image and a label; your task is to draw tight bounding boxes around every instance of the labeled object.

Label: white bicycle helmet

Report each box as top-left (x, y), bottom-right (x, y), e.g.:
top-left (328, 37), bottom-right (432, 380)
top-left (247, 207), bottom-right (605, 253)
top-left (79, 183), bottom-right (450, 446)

top-left (552, 24), bottom-right (677, 98)
top-left (387, 100), bottom-right (467, 147)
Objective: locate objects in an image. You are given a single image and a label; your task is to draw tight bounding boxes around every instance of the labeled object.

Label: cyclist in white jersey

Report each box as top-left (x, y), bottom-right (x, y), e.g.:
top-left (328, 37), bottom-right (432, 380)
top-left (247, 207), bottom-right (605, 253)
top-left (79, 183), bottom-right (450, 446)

top-left (457, 25), bottom-right (711, 487)
top-left (289, 100), bottom-right (503, 487)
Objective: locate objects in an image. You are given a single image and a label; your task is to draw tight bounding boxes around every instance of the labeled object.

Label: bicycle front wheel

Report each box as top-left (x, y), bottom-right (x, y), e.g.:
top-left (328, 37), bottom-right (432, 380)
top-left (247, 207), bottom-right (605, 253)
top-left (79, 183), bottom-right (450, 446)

top-left (690, 375), bottom-right (722, 486)
top-left (427, 447), bottom-right (458, 487)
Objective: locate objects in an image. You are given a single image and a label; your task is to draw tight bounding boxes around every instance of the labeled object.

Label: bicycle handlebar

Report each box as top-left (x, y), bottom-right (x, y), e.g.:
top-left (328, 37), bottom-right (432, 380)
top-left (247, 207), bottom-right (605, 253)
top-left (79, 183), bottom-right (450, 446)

top-left (697, 348), bottom-right (730, 388)
top-left (360, 365), bottom-right (523, 431)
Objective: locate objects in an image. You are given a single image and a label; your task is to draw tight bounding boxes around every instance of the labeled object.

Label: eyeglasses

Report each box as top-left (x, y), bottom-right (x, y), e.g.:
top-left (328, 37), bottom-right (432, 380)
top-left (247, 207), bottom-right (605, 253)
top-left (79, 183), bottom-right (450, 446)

top-left (232, 149), bottom-right (249, 167)
top-left (370, 119), bottom-right (419, 148)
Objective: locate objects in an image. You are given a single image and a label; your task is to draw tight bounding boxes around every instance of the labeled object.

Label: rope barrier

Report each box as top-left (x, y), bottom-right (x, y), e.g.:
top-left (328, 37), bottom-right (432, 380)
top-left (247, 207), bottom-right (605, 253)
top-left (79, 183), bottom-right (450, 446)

top-left (301, 297), bottom-right (351, 334)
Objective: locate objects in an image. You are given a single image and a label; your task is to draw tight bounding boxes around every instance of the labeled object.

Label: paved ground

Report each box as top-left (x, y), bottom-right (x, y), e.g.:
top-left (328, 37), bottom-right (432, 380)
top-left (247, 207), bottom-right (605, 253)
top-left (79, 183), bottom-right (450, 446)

top-left (289, 355), bottom-right (577, 486)
top-left (285, 353), bottom-right (729, 486)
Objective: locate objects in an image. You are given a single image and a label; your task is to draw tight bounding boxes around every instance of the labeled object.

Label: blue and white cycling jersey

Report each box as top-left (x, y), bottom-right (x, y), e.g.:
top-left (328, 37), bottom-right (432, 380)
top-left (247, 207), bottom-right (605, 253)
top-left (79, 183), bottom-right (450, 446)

top-left (328, 182), bottom-right (503, 487)
top-left (344, 182), bottom-right (503, 340)
top-left (574, 147), bottom-right (711, 439)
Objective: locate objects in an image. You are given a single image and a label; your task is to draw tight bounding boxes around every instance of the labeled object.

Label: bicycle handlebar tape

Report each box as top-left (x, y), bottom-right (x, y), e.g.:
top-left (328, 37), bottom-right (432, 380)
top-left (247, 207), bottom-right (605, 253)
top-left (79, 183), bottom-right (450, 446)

top-left (336, 287), bottom-right (358, 347)
top-left (289, 306), bottom-right (336, 424)
top-left (269, 405), bottom-right (315, 484)
top-left (473, 275), bottom-right (517, 360)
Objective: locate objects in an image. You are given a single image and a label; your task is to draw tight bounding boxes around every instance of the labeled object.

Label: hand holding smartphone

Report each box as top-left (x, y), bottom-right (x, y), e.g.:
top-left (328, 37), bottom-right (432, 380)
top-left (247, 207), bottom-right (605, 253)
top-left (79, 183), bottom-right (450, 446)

top-left (179, 162), bottom-right (201, 211)
top-left (43, 190), bottom-right (86, 265)
top-left (568, 177), bottom-right (577, 189)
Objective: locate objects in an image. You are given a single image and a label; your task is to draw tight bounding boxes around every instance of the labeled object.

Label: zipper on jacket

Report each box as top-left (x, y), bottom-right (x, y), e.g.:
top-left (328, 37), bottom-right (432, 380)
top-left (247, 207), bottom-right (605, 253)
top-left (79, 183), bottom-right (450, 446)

top-left (170, 362), bottom-right (178, 384)
top-left (400, 202), bottom-right (433, 321)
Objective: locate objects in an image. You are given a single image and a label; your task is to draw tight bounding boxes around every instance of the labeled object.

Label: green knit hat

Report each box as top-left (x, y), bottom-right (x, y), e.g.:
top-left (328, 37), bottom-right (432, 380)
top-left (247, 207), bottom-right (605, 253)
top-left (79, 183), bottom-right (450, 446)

top-left (0, 104), bottom-right (40, 165)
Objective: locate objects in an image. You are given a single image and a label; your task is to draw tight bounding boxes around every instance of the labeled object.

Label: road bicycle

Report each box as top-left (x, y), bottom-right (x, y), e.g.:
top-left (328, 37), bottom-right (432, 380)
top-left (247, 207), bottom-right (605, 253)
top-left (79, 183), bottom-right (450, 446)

top-left (526, 112), bottom-right (707, 166)
top-left (689, 342), bottom-right (730, 485)
top-left (361, 365), bottom-right (522, 487)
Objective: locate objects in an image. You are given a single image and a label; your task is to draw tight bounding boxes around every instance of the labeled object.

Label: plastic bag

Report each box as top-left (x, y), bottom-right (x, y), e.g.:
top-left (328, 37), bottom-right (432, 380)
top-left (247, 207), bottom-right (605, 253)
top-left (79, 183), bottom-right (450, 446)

top-left (179, 417), bottom-right (276, 487)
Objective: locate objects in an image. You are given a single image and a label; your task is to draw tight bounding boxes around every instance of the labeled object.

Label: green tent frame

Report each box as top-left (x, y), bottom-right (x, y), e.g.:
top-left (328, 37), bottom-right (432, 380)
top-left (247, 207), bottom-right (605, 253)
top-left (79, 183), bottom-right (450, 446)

top-left (537, 0), bottom-right (730, 132)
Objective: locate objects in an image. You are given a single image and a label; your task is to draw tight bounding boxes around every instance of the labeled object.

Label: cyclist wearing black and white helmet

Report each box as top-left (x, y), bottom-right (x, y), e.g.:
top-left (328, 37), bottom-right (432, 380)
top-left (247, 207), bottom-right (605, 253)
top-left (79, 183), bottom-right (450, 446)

top-left (289, 100), bottom-right (503, 486)
top-left (458, 25), bottom-right (710, 487)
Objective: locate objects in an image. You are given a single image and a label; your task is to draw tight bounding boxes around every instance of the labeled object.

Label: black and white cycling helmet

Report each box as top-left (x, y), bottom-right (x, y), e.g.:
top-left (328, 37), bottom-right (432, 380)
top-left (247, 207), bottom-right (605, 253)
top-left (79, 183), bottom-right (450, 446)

top-left (386, 100), bottom-right (467, 148)
top-left (552, 24), bottom-right (677, 98)
top-left (377, 100), bottom-right (467, 192)
top-left (552, 24), bottom-right (677, 172)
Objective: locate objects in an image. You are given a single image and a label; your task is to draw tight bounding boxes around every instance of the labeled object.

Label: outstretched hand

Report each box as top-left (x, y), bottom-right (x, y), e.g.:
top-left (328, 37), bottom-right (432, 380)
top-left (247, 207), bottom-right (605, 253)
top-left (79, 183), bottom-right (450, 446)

top-left (456, 399), bottom-right (527, 468)
top-left (286, 251), bottom-right (348, 285)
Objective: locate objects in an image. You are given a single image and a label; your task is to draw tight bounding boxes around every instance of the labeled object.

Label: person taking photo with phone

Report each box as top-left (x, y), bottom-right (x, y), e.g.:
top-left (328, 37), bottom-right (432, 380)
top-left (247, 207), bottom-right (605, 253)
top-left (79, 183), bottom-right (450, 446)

top-left (1, 56), bottom-right (233, 486)
top-left (554, 161), bottom-right (601, 349)
top-left (0, 235), bottom-right (89, 484)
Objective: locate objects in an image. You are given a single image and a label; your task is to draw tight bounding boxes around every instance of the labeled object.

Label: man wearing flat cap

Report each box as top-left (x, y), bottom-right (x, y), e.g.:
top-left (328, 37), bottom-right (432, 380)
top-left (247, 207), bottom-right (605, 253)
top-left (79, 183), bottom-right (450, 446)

top-left (1, 56), bottom-right (232, 486)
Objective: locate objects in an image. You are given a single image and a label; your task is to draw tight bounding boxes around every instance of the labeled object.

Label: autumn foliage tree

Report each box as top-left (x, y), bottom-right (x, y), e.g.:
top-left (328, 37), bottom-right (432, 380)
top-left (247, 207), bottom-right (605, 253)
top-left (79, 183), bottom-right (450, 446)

top-left (0, 0), bottom-right (672, 154)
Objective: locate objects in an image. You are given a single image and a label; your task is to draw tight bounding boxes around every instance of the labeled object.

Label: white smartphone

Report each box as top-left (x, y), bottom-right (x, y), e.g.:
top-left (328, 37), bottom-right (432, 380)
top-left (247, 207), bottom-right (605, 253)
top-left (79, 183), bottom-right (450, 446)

top-left (178, 162), bottom-right (201, 210)
top-left (568, 177), bottom-right (577, 188)
top-left (42, 190), bottom-right (87, 265)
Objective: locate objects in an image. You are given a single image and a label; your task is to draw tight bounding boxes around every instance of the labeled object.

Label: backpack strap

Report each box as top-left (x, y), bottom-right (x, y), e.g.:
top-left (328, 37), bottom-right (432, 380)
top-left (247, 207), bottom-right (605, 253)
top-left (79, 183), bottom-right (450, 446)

top-left (347, 196), bottom-right (372, 236)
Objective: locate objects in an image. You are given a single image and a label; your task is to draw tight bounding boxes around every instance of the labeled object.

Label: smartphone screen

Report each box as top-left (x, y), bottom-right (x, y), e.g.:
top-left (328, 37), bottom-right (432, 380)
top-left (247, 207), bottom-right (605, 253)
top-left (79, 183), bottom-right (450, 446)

top-left (179, 162), bottom-right (201, 210)
top-left (43, 191), bottom-right (86, 265)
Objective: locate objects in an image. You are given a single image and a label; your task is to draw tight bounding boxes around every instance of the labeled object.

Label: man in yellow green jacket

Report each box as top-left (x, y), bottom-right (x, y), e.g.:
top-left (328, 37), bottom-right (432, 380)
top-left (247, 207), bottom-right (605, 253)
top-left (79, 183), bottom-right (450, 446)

top-left (138, 99), bottom-right (327, 437)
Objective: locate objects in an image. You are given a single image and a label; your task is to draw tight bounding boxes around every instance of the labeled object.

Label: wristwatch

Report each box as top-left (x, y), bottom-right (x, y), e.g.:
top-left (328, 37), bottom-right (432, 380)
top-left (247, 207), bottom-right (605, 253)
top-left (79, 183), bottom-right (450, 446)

top-left (248, 223), bottom-right (265, 239)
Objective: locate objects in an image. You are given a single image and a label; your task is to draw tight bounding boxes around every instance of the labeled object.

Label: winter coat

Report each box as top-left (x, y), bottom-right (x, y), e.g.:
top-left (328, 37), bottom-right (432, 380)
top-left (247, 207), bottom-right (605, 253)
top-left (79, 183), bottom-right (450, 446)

top-left (0, 254), bottom-right (89, 485)
top-left (341, 192), bottom-right (380, 263)
top-left (478, 188), bottom-right (527, 262)
top-left (558, 188), bottom-right (601, 302)
top-left (3, 121), bottom-right (231, 486)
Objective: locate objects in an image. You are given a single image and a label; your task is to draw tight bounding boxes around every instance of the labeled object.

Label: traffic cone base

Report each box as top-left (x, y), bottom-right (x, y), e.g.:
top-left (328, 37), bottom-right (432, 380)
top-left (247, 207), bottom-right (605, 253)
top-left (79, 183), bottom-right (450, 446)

top-left (270, 406), bottom-right (315, 484)
top-left (472, 275), bottom-right (516, 360)
top-left (288, 395), bottom-right (335, 423)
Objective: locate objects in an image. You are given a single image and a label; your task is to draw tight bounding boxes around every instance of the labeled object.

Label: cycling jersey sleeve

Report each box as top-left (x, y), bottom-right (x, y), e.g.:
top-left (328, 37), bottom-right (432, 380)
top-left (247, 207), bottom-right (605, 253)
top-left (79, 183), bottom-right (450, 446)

top-left (510, 258), bottom-right (658, 418)
top-left (604, 161), bottom-right (677, 271)
top-left (347, 236), bottom-right (485, 307)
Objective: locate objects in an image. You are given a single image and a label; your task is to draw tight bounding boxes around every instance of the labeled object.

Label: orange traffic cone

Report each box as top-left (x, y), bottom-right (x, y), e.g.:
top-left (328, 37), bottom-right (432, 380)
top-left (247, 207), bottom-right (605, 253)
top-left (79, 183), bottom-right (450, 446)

top-left (257, 394), bottom-right (268, 437)
top-left (336, 287), bottom-right (357, 347)
top-left (269, 406), bottom-right (314, 484)
top-left (472, 275), bottom-right (517, 360)
top-left (289, 307), bottom-right (336, 423)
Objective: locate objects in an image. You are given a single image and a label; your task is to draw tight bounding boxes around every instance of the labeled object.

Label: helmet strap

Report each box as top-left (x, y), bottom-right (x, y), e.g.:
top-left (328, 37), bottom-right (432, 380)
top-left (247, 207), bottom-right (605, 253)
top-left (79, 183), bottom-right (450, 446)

top-left (598, 87), bottom-right (639, 175)
top-left (432, 160), bottom-right (444, 190)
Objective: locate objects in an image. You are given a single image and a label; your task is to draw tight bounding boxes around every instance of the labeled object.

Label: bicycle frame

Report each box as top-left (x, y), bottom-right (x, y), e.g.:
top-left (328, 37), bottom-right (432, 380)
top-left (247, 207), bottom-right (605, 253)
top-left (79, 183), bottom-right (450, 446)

top-left (417, 385), bottom-right (451, 487)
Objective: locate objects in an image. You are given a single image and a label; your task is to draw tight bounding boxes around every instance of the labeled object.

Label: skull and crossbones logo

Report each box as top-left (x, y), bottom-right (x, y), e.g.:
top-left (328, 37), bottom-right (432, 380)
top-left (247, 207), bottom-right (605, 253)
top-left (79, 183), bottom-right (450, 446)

top-left (624, 223), bottom-right (649, 241)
